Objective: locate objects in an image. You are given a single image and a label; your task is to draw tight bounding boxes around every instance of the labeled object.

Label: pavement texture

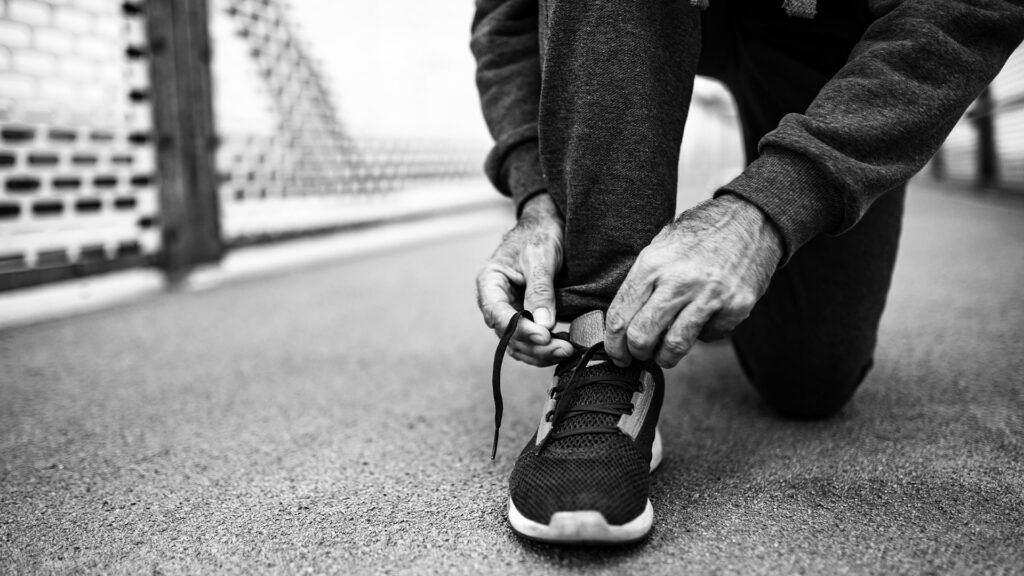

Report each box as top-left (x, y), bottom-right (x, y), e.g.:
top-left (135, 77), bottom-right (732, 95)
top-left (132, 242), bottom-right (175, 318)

top-left (1, 179), bottom-right (1022, 575)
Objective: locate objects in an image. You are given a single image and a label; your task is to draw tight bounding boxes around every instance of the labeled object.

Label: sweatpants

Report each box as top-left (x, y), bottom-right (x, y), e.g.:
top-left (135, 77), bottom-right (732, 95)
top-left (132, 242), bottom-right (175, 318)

top-left (537, 0), bottom-right (905, 417)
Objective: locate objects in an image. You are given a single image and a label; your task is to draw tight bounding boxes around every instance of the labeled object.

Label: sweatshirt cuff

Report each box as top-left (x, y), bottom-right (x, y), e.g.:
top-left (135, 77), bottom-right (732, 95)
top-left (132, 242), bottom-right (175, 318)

top-left (483, 124), bottom-right (548, 217)
top-left (715, 147), bottom-right (844, 264)
top-left (500, 140), bottom-right (548, 216)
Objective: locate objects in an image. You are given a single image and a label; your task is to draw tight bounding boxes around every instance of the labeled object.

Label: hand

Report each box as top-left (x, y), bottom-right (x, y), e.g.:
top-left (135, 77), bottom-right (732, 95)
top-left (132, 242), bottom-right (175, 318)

top-left (476, 193), bottom-right (575, 366)
top-left (605, 194), bottom-right (783, 368)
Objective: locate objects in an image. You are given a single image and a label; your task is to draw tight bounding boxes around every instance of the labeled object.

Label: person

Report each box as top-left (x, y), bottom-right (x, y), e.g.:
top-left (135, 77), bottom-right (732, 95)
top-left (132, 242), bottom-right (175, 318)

top-left (471, 0), bottom-right (1024, 545)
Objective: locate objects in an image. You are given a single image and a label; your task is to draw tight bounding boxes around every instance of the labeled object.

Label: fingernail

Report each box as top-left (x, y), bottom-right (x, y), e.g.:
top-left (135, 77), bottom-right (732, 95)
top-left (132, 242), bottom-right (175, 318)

top-left (554, 347), bottom-right (572, 358)
top-left (529, 333), bottom-right (547, 345)
top-left (533, 308), bottom-right (552, 328)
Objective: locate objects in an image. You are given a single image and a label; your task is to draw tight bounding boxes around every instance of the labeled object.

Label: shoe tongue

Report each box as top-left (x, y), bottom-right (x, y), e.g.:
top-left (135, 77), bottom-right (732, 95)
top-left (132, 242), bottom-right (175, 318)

top-left (551, 361), bottom-right (636, 452)
top-left (551, 311), bottom-right (634, 452)
top-left (569, 310), bottom-right (605, 347)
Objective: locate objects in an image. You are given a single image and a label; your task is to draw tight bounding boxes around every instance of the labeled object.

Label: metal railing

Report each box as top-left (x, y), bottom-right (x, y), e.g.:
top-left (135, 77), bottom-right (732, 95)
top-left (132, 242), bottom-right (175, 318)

top-left (933, 43), bottom-right (1024, 191)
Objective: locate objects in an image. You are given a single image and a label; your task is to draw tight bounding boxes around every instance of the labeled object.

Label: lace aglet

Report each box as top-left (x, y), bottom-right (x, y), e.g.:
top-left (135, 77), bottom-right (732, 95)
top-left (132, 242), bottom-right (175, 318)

top-left (491, 428), bottom-right (500, 460)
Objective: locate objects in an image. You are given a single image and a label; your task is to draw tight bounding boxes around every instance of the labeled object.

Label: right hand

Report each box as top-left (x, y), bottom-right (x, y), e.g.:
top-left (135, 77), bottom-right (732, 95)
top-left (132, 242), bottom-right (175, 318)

top-left (476, 193), bottom-right (575, 366)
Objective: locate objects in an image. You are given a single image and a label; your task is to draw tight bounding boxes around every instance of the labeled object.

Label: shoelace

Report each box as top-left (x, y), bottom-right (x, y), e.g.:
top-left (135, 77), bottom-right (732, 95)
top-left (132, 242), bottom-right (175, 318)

top-left (491, 310), bottom-right (658, 459)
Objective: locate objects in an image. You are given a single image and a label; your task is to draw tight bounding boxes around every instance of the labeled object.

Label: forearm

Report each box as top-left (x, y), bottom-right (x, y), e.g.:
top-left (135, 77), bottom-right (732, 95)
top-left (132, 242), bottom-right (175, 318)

top-left (471, 0), bottom-right (547, 214)
top-left (721, 0), bottom-right (1024, 261)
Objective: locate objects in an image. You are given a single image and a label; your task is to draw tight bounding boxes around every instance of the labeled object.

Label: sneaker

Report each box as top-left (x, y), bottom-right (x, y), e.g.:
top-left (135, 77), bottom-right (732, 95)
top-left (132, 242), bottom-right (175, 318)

top-left (491, 310), bottom-right (665, 544)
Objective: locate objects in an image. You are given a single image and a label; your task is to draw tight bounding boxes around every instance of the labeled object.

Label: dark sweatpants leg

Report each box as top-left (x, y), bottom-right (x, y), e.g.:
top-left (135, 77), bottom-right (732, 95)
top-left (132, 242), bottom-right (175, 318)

top-left (699, 0), bottom-right (905, 418)
top-left (537, 0), bottom-right (702, 319)
top-left (732, 189), bottom-right (905, 418)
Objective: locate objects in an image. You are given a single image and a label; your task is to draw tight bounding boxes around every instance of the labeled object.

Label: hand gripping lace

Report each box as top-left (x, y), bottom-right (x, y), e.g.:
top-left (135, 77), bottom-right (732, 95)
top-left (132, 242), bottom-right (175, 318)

top-left (491, 310), bottom-right (662, 459)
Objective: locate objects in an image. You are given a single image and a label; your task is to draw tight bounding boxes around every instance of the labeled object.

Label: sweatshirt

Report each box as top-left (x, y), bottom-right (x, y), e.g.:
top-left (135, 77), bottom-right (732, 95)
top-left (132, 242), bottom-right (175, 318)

top-left (470, 0), bottom-right (1024, 260)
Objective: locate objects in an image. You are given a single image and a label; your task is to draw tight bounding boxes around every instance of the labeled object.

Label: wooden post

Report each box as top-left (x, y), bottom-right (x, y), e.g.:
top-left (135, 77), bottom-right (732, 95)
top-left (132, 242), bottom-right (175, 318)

top-left (930, 146), bottom-right (946, 181)
top-left (973, 87), bottom-right (999, 188)
top-left (145, 0), bottom-right (223, 282)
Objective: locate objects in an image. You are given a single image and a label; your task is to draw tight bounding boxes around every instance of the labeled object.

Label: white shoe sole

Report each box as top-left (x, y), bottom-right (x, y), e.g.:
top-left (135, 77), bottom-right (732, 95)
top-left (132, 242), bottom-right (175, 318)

top-left (507, 428), bottom-right (662, 545)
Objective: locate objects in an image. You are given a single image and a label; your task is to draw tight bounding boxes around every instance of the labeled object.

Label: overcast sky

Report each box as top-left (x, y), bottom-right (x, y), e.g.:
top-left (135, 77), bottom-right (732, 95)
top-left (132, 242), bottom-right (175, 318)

top-left (212, 1), bottom-right (489, 142)
top-left (212, 0), bottom-right (735, 159)
top-left (287, 1), bottom-right (489, 142)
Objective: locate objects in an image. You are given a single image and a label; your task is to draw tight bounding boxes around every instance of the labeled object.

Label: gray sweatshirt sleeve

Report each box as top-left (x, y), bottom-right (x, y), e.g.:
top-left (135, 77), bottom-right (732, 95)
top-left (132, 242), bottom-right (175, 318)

top-left (720, 0), bottom-right (1024, 262)
top-left (470, 0), bottom-right (547, 215)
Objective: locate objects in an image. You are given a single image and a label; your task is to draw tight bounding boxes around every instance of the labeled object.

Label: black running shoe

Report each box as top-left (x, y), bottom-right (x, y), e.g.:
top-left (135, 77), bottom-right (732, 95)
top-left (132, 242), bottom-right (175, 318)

top-left (491, 310), bottom-right (665, 544)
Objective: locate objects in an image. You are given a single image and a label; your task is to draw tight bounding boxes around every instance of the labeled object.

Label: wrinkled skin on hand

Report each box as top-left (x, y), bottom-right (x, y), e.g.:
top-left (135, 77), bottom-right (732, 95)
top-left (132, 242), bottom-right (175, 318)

top-left (475, 193), bottom-right (575, 366)
top-left (605, 193), bottom-right (784, 369)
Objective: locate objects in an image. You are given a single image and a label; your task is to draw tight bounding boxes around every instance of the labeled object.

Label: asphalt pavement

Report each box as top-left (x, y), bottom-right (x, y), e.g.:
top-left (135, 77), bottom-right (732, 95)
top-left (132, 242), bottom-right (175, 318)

top-left (1, 179), bottom-right (1022, 574)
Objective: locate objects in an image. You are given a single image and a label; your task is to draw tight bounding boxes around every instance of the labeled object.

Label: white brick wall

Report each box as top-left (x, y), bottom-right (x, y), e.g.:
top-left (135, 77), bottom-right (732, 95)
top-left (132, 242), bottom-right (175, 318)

top-left (0, 20), bottom-right (33, 48)
top-left (8, 0), bottom-right (52, 26)
top-left (13, 50), bottom-right (55, 76)
top-left (37, 77), bottom-right (76, 101)
top-left (76, 35), bottom-right (114, 60)
top-left (91, 11), bottom-right (120, 37)
top-left (34, 27), bottom-right (74, 54)
top-left (77, 82), bottom-right (108, 103)
top-left (74, 0), bottom-right (110, 12)
top-left (0, 0), bottom-right (128, 122)
top-left (52, 6), bottom-right (92, 34)
top-left (57, 56), bottom-right (94, 79)
top-left (0, 71), bottom-right (35, 99)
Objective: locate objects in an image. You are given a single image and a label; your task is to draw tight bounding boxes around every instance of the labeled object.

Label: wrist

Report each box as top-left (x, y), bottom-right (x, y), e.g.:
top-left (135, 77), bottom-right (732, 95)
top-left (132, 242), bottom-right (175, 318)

top-left (520, 191), bottom-right (562, 226)
top-left (717, 193), bottom-right (784, 267)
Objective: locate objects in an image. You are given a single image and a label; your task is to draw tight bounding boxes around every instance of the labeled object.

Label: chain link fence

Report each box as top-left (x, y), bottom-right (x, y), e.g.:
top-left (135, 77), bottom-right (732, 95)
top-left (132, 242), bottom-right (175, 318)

top-left (209, 0), bottom-right (486, 245)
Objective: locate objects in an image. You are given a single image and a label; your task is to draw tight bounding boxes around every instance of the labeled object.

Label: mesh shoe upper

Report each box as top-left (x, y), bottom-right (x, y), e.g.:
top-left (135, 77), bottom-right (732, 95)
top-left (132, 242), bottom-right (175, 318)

top-left (509, 362), bottom-right (660, 525)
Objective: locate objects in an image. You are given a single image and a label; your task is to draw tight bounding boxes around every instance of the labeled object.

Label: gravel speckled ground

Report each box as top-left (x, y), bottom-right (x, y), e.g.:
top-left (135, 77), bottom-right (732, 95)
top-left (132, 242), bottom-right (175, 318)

top-left (1, 180), bottom-right (1022, 574)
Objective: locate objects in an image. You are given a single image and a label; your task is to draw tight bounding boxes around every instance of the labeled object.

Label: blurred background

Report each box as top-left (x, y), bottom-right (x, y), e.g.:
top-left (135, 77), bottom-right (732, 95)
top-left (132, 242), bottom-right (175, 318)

top-left (1, 2), bottom-right (1023, 573)
top-left (0, 0), bottom-right (1020, 293)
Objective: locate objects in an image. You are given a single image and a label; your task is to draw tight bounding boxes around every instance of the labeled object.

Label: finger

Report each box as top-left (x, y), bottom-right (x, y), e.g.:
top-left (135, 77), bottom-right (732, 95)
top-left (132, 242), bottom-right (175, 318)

top-left (477, 274), bottom-right (557, 345)
top-left (513, 316), bottom-right (557, 346)
top-left (507, 346), bottom-right (547, 367)
top-left (524, 268), bottom-right (557, 327)
top-left (522, 254), bottom-right (559, 330)
top-left (626, 287), bottom-right (690, 361)
top-left (605, 260), bottom-right (656, 367)
top-left (476, 267), bottom-right (519, 334)
top-left (655, 301), bottom-right (716, 368)
top-left (483, 300), bottom-right (519, 339)
top-left (509, 338), bottom-right (575, 366)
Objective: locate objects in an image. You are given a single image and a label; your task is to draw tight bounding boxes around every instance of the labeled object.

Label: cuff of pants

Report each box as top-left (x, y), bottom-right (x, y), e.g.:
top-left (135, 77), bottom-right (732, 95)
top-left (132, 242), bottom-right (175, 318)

top-left (716, 147), bottom-right (845, 264)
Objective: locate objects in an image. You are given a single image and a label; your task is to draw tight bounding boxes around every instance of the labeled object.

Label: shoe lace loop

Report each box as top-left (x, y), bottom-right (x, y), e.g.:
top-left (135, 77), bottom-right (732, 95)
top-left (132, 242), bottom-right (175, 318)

top-left (491, 310), bottom-right (657, 459)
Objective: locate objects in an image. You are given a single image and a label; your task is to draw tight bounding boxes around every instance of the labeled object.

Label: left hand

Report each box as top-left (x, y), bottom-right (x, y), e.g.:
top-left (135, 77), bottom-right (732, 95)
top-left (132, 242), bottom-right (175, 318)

top-left (605, 194), bottom-right (784, 368)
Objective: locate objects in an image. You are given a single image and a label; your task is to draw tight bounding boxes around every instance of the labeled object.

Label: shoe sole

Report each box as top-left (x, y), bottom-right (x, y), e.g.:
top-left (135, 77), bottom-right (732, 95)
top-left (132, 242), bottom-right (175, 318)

top-left (507, 427), bottom-right (663, 545)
